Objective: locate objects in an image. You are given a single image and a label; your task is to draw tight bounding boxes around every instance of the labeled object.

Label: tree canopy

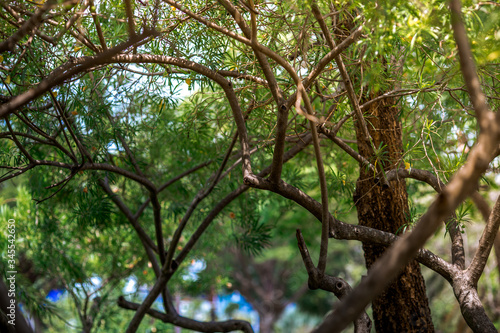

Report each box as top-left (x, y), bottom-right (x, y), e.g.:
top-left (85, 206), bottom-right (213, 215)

top-left (0, 0), bottom-right (499, 332)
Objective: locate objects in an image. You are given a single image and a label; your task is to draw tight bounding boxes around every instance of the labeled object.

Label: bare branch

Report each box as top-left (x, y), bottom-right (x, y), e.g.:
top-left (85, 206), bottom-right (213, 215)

top-left (125, 135), bottom-right (313, 332)
top-left (470, 191), bottom-right (500, 287)
top-left (0, 31), bottom-right (154, 118)
top-left (310, 3), bottom-right (371, 145)
top-left (124, 0), bottom-right (136, 36)
top-left (467, 195), bottom-right (500, 283)
top-left (217, 0), bottom-right (288, 183)
top-left (89, 0), bottom-right (107, 50)
top-left (0, 0), bottom-right (60, 52)
top-left (318, 124), bottom-right (375, 173)
top-left (244, 172), bottom-right (454, 281)
top-left (450, 0), bottom-right (491, 129)
top-left (164, 128), bottom-right (239, 273)
top-left (118, 297), bottom-right (254, 333)
top-left (296, 229), bottom-right (372, 333)
top-left (98, 179), bottom-right (159, 255)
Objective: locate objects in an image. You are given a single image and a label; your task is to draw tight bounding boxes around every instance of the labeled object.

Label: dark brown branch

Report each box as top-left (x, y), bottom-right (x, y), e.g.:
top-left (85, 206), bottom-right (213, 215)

top-left (217, 3), bottom-right (332, 275)
top-left (14, 111), bottom-right (78, 163)
top-left (98, 179), bottom-right (159, 254)
top-left (0, 0), bottom-right (60, 52)
top-left (216, 0), bottom-right (288, 184)
top-left (216, 69), bottom-right (268, 86)
top-left (312, 12), bottom-right (500, 325)
top-left (310, 3), bottom-right (370, 145)
top-left (164, 128), bottom-right (239, 274)
top-left (318, 124), bottom-right (375, 173)
top-left (118, 297), bottom-right (253, 333)
top-left (0, 164), bottom-right (35, 183)
top-left (11, 159), bottom-right (156, 191)
top-left (5, 117), bottom-right (34, 163)
top-left (244, 170), bottom-right (454, 281)
top-left (470, 191), bottom-right (500, 287)
top-left (0, 131), bottom-right (52, 145)
top-left (54, 0), bottom-right (90, 41)
top-left (0, 278), bottom-right (33, 333)
top-left (0, 31), bottom-right (154, 118)
top-left (296, 230), bottom-right (372, 333)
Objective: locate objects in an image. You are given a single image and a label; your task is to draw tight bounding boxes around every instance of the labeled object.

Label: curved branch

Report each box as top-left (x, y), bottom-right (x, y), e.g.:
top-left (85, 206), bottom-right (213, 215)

top-left (296, 230), bottom-right (372, 333)
top-left (124, 135), bottom-right (313, 333)
top-left (386, 168), bottom-right (465, 269)
top-left (244, 174), bottom-right (455, 281)
top-left (10, 160), bottom-right (157, 192)
top-left (118, 297), bottom-right (254, 333)
top-left (313, 79), bottom-right (500, 333)
top-left (310, 3), bottom-right (371, 145)
top-left (102, 54), bottom-right (252, 179)
top-left (470, 191), bottom-right (500, 287)
top-left (0, 31), bottom-right (154, 118)
top-left (467, 195), bottom-right (500, 284)
top-left (450, 0), bottom-right (491, 129)
top-left (318, 125), bottom-right (375, 173)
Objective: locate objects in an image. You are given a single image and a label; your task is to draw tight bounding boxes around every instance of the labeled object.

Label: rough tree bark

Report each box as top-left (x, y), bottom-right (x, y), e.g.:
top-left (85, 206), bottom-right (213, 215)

top-left (353, 94), bottom-right (434, 332)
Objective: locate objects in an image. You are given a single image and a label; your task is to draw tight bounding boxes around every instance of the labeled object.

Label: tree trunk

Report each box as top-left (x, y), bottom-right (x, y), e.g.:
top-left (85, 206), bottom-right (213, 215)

top-left (353, 96), bottom-right (435, 332)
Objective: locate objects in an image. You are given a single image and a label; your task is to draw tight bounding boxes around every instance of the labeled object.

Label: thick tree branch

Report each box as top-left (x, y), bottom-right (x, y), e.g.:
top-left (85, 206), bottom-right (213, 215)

top-left (244, 173), bottom-right (455, 281)
top-left (0, 31), bottom-right (154, 118)
top-left (124, 0), bottom-right (136, 36)
top-left (314, 120), bottom-right (500, 332)
top-left (310, 3), bottom-right (500, 329)
top-left (386, 168), bottom-right (465, 269)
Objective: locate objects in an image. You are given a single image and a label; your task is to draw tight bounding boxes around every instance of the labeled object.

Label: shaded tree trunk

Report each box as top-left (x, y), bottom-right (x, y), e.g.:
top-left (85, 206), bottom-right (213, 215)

top-left (353, 96), bottom-right (434, 332)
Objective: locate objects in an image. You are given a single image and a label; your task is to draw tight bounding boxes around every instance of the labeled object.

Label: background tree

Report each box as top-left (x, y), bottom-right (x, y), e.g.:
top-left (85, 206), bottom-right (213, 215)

top-left (0, 0), bottom-right (499, 332)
